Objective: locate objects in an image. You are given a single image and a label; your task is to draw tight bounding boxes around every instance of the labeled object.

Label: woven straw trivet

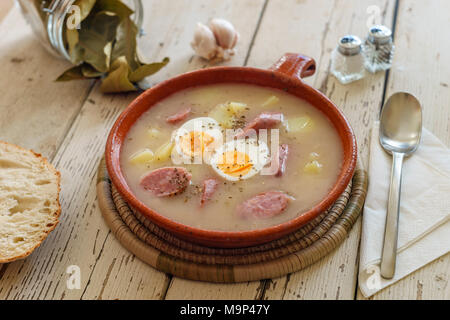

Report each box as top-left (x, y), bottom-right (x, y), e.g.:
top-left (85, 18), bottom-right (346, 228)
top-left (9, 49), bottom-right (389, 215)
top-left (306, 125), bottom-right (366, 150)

top-left (96, 157), bottom-right (367, 283)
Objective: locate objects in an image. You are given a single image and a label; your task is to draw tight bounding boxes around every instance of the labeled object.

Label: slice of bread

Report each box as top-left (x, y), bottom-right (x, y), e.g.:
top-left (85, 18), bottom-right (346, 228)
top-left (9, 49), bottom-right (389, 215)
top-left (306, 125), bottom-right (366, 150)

top-left (0, 141), bottom-right (61, 263)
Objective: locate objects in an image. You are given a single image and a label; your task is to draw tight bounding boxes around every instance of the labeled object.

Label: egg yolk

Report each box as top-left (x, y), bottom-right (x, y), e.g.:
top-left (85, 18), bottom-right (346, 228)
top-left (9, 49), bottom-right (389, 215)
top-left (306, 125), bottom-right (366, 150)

top-left (217, 151), bottom-right (253, 177)
top-left (179, 131), bottom-right (214, 157)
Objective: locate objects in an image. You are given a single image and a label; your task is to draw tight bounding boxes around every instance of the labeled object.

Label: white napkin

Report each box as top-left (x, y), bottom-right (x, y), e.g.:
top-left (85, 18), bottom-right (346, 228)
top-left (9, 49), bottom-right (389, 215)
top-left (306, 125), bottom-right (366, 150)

top-left (359, 121), bottom-right (450, 297)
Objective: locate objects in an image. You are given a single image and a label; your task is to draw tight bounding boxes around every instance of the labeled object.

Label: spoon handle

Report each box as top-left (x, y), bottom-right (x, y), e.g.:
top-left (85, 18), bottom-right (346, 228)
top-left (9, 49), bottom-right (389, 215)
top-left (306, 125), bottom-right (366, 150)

top-left (381, 151), bottom-right (404, 279)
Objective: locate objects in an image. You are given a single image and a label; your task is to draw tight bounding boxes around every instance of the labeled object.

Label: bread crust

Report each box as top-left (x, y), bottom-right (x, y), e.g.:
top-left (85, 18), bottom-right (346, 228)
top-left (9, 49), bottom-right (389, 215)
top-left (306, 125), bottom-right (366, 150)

top-left (0, 141), bottom-right (61, 263)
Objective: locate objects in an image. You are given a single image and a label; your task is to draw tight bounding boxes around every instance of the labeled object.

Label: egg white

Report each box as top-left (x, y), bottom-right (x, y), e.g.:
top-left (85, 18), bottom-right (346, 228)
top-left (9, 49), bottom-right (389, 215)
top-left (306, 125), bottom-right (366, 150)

top-left (171, 117), bottom-right (223, 164)
top-left (210, 138), bottom-right (270, 181)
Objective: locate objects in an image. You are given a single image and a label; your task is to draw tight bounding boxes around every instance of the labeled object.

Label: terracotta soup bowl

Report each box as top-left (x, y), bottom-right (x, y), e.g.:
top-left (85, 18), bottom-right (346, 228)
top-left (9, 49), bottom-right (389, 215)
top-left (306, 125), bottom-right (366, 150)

top-left (106, 53), bottom-right (357, 248)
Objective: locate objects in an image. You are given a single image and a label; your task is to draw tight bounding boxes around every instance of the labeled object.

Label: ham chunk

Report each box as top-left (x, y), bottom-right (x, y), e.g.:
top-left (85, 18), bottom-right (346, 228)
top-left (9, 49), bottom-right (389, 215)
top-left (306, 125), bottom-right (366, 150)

top-left (166, 106), bottom-right (192, 124)
top-left (236, 112), bottom-right (283, 138)
top-left (200, 178), bottom-right (219, 207)
top-left (237, 191), bottom-right (291, 219)
top-left (275, 144), bottom-right (289, 177)
top-left (140, 167), bottom-right (191, 197)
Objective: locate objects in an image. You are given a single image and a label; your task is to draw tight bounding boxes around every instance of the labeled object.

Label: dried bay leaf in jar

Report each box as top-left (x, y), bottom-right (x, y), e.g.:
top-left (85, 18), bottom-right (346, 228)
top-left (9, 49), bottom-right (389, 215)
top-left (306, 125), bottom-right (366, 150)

top-left (16, 0), bottom-right (170, 93)
top-left (17, 0), bottom-right (142, 60)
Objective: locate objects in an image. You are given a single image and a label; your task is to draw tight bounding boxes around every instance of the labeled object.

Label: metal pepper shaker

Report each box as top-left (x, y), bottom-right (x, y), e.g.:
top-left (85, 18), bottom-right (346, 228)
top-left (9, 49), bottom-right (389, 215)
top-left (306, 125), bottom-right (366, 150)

top-left (363, 25), bottom-right (395, 73)
top-left (331, 35), bottom-right (365, 84)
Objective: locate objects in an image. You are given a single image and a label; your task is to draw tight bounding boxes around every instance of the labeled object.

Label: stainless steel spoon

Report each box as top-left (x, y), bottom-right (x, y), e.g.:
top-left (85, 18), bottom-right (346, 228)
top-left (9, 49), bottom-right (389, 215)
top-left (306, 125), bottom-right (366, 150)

top-left (379, 92), bottom-right (422, 279)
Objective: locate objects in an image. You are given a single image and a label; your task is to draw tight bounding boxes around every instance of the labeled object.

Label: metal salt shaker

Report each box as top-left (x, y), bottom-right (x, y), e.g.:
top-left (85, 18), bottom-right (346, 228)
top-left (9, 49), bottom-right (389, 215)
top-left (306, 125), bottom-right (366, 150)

top-left (331, 35), bottom-right (365, 84)
top-left (363, 25), bottom-right (395, 73)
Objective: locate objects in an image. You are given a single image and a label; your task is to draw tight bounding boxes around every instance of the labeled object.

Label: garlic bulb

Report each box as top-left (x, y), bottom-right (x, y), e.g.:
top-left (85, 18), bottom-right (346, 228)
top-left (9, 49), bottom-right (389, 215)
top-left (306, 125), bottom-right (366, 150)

top-left (209, 18), bottom-right (239, 50)
top-left (191, 18), bottom-right (239, 62)
top-left (191, 22), bottom-right (219, 60)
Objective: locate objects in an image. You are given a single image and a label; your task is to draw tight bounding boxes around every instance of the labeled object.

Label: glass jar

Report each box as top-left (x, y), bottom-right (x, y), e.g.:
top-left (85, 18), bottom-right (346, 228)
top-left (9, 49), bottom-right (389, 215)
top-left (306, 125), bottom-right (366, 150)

top-left (363, 25), bottom-right (394, 73)
top-left (17, 0), bottom-right (143, 60)
top-left (331, 35), bottom-right (365, 84)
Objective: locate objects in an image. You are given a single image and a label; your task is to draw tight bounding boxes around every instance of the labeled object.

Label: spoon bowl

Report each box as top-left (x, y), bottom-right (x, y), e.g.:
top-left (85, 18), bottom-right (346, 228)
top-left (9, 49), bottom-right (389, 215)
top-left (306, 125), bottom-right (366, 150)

top-left (380, 93), bottom-right (422, 155)
top-left (379, 92), bottom-right (422, 279)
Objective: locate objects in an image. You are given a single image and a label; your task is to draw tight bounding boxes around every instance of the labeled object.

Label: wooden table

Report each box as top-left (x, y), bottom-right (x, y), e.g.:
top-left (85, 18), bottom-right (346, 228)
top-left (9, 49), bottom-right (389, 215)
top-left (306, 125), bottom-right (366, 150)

top-left (0, 0), bottom-right (448, 300)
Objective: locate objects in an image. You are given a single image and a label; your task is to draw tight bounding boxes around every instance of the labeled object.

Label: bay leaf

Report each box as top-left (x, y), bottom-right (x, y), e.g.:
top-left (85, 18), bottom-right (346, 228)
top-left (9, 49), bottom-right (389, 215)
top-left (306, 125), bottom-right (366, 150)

top-left (78, 11), bottom-right (120, 72)
top-left (65, 0), bottom-right (96, 63)
top-left (94, 0), bottom-right (134, 20)
top-left (81, 63), bottom-right (103, 78)
top-left (72, 0), bottom-right (97, 22)
top-left (53, 0), bottom-right (170, 93)
top-left (100, 56), bottom-right (137, 93)
top-left (129, 57), bottom-right (170, 82)
top-left (73, 0), bottom-right (97, 22)
top-left (111, 17), bottom-right (139, 71)
top-left (66, 28), bottom-right (80, 63)
top-left (56, 65), bottom-right (86, 81)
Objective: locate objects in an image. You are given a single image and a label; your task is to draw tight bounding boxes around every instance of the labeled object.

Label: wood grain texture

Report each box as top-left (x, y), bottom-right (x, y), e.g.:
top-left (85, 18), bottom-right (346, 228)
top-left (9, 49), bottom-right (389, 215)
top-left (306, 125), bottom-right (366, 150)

top-left (166, 280), bottom-right (266, 300)
top-left (0, 3), bottom-right (93, 299)
top-left (0, 8), bottom-right (93, 159)
top-left (358, 0), bottom-right (450, 300)
top-left (0, 0), bottom-right (266, 300)
top-left (245, 0), bottom-right (395, 300)
top-left (136, 0), bottom-right (267, 87)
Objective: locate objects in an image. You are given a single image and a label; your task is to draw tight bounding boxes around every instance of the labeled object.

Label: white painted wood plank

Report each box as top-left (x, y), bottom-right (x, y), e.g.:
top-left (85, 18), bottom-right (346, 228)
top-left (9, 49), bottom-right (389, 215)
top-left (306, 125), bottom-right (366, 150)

top-left (136, 0), bottom-right (266, 86)
top-left (0, 7), bottom-right (93, 158)
top-left (358, 255), bottom-right (449, 300)
top-left (165, 279), bottom-right (265, 300)
top-left (0, 5), bottom-right (92, 299)
top-left (358, 0), bottom-right (450, 300)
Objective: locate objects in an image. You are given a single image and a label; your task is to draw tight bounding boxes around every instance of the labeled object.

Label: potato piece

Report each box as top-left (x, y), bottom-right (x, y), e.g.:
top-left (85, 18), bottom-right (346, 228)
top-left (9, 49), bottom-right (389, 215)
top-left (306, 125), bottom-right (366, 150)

top-left (262, 95), bottom-right (279, 107)
top-left (147, 128), bottom-right (161, 140)
top-left (129, 148), bottom-right (154, 164)
top-left (227, 101), bottom-right (247, 113)
top-left (285, 116), bottom-right (314, 134)
top-left (154, 141), bottom-right (174, 162)
top-left (209, 102), bottom-right (247, 128)
top-left (303, 160), bottom-right (323, 174)
top-left (209, 104), bottom-right (231, 128)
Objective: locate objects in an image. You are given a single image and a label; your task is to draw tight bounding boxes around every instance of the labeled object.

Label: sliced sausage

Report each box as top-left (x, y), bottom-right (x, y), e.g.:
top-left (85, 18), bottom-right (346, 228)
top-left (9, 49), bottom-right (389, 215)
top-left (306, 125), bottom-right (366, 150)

top-left (200, 178), bottom-right (219, 207)
top-left (140, 167), bottom-right (192, 197)
top-left (236, 112), bottom-right (283, 138)
top-left (166, 106), bottom-right (192, 124)
top-left (237, 191), bottom-right (290, 219)
top-left (275, 144), bottom-right (289, 177)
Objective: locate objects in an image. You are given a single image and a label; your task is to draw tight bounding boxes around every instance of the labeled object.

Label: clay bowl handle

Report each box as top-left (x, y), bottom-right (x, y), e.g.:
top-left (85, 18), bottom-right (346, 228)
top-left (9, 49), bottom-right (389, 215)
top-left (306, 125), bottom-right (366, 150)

top-left (269, 53), bottom-right (316, 80)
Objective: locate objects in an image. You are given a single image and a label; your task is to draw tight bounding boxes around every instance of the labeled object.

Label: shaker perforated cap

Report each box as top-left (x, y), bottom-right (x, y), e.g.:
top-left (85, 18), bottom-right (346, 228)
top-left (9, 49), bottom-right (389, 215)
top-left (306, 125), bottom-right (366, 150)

top-left (367, 25), bottom-right (392, 45)
top-left (337, 35), bottom-right (362, 56)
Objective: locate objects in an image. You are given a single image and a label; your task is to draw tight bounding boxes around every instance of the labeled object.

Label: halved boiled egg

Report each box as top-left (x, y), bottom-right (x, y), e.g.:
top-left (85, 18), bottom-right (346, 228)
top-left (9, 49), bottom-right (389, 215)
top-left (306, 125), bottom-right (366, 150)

top-left (172, 117), bottom-right (223, 164)
top-left (210, 138), bottom-right (270, 181)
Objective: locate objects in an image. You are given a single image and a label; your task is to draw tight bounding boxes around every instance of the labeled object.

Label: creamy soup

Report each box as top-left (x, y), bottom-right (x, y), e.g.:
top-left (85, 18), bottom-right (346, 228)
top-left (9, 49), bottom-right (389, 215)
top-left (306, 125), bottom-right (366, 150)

top-left (120, 83), bottom-right (343, 231)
